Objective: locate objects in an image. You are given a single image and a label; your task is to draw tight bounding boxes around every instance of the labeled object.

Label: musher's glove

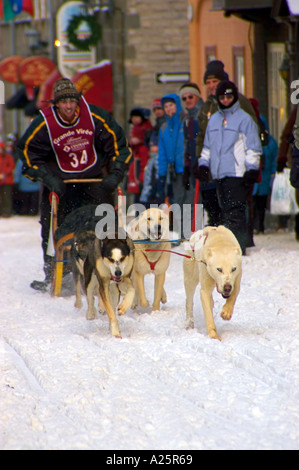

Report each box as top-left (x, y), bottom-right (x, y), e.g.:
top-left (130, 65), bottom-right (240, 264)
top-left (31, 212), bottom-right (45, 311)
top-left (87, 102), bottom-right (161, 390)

top-left (101, 161), bottom-right (126, 193)
top-left (37, 165), bottom-right (66, 197)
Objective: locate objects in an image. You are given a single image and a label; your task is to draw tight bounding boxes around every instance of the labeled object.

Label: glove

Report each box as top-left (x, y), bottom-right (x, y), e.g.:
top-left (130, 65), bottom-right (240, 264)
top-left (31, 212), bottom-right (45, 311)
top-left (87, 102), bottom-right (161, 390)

top-left (156, 176), bottom-right (166, 201)
top-left (101, 161), bottom-right (126, 193)
top-left (276, 158), bottom-right (287, 173)
top-left (182, 167), bottom-right (190, 190)
top-left (243, 169), bottom-right (260, 185)
top-left (291, 158), bottom-right (299, 188)
top-left (195, 165), bottom-right (210, 182)
top-left (37, 165), bottom-right (66, 197)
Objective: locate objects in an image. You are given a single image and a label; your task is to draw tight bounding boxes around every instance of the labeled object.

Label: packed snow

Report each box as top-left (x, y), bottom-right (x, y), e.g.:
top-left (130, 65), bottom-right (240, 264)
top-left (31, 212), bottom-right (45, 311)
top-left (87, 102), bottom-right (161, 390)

top-left (0, 215), bottom-right (299, 450)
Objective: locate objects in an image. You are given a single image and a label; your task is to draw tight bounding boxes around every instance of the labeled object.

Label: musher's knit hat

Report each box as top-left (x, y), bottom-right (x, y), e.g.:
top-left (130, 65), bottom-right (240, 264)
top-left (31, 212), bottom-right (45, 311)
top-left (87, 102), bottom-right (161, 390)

top-left (53, 78), bottom-right (81, 104)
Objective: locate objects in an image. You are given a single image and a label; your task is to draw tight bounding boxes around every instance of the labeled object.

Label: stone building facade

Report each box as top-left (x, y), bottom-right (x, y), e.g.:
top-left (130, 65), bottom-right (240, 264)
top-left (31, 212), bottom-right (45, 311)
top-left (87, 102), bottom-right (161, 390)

top-left (0, 0), bottom-right (190, 139)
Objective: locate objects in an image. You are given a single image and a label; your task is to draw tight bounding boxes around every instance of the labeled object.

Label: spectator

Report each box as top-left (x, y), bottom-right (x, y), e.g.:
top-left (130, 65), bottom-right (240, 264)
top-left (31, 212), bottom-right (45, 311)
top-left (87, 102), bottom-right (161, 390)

top-left (277, 107), bottom-right (298, 234)
top-left (13, 159), bottom-right (41, 215)
top-left (250, 98), bottom-right (278, 234)
top-left (179, 82), bottom-right (203, 202)
top-left (197, 60), bottom-right (257, 227)
top-left (0, 142), bottom-right (15, 217)
top-left (158, 93), bottom-right (191, 237)
top-left (140, 99), bottom-right (165, 206)
top-left (127, 107), bottom-right (152, 203)
top-left (197, 81), bottom-right (262, 254)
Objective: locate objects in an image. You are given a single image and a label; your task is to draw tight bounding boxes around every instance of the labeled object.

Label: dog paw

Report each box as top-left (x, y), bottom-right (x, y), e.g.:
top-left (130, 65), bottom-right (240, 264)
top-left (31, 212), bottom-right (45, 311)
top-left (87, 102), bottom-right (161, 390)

top-left (74, 300), bottom-right (83, 309)
top-left (208, 329), bottom-right (222, 341)
top-left (86, 307), bottom-right (97, 320)
top-left (221, 309), bottom-right (233, 321)
top-left (185, 318), bottom-right (194, 330)
top-left (140, 299), bottom-right (150, 308)
top-left (118, 301), bottom-right (129, 316)
top-left (161, 289), bottom-right (167, 304)
top-left (111, 323), bottom-right (122, 338)
top-left (152, 302), bottom-right (161, 311)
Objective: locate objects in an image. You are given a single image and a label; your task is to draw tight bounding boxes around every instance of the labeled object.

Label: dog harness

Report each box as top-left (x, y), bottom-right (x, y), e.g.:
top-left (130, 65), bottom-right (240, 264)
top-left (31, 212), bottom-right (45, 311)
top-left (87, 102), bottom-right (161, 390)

top-left (142, 251), bottom-right (162, 271)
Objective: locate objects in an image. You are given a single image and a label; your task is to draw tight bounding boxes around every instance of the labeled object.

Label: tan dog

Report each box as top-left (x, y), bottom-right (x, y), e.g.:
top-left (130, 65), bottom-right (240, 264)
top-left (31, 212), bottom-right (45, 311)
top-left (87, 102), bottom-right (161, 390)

top-left (183, 226), bottom-right (242, 340)
top-left (127, 208), bottom-right (171, 311)
top-left (83, 231), bottom-right (135, 338)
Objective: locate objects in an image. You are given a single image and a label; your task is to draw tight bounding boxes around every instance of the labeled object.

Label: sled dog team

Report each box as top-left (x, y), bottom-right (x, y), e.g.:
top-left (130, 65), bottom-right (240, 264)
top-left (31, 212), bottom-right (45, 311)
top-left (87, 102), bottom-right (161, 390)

top-left (70, 208), bottom-right (242, 341)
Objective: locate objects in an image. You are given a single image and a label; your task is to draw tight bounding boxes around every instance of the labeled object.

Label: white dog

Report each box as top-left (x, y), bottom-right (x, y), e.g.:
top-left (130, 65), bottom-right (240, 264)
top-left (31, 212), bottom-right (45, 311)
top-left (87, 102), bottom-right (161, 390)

top-left (183, 225), bottom-right (242, 340)
top-left (127, 208), bottom-right (171, 311)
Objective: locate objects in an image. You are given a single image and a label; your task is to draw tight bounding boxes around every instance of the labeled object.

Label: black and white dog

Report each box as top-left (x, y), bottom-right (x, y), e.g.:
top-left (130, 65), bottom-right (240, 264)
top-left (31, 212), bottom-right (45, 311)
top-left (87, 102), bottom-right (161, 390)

top-left (83, 229), bottom-right (135, 338)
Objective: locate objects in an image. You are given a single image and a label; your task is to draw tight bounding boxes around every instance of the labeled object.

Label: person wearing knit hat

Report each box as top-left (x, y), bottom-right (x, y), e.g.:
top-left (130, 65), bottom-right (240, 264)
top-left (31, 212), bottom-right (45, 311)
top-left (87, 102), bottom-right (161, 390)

top-left (17, 77), bottom-right (132, 291)
top-left (152, 98), bottom-right (162, 110)
top-left (196, 61), bottom-right (258, 229)
top-left (179, 81), bottom-right (203, 231)
top-left (52, 78), bottom-right (82, 104)
top-left (203, 60), bottom-right (228, 84)
top-left (196, 79), bottom-right (262, 254)
top-left (216, 80), bottom-right (239, 109)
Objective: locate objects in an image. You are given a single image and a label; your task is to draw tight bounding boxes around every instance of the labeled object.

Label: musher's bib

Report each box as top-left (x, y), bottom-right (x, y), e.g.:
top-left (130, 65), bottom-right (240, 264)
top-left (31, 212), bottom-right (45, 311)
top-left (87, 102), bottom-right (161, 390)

top-left (40, 97), bottom-right (97, 173)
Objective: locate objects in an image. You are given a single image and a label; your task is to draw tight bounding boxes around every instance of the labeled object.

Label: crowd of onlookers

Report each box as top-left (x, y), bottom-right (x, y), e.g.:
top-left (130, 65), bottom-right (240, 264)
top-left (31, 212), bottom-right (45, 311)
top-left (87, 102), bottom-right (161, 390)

top-left (1, 60), bottom-right (299, 253)
top-left (0, 134), bottom-right (40, 218)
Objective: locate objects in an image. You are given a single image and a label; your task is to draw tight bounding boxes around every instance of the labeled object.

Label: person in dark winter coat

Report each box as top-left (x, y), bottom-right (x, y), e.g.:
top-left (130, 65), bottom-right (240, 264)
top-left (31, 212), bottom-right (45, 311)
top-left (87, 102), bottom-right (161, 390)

top-left (18, 78), bottom-right (132, 291)
top-left (197, 81), bottom-right (262, 254)
top-left (140, 99), bottom-right (165, 206)
top-left (250, 100), bottom-right (278, 234)
top-left (179, 82), bottom-right (203, 192)
top-left (0, 142), bottom-right (15, 217)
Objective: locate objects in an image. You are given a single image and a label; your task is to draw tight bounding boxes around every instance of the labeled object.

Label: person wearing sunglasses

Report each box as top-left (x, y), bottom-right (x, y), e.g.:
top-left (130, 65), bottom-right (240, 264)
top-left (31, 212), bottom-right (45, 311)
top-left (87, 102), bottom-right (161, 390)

top-left (196, 61), bottom-right (257, 230)
top-left (196, 80), bottom-right (262, 255)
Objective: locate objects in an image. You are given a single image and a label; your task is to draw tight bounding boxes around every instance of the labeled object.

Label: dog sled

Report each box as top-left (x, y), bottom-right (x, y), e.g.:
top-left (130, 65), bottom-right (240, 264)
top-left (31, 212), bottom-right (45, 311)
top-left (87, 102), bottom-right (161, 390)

top-left (47, 179), bottom-right (124, 297)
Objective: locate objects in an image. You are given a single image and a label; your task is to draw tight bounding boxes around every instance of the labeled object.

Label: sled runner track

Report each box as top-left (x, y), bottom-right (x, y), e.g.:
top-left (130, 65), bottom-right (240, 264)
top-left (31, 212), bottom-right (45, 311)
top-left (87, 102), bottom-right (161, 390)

top-left (73, 325), bottom-right (297, 447)
top-left (3, 337), bottom-right (45, 396)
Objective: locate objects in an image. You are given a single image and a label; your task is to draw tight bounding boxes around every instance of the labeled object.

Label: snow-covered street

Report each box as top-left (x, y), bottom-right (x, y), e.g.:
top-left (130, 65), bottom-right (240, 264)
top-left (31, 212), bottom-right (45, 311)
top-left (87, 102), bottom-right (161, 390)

top-left (1, 215), bottom-right (299, 450)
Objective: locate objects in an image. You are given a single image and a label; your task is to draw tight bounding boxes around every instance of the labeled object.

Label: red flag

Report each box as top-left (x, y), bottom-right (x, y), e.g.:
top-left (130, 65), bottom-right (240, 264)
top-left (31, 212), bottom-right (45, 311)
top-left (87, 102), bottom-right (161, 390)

top-left (0, 0), bottom-right (4, 19)
top-left (22, 0), bottom-right (33, 16)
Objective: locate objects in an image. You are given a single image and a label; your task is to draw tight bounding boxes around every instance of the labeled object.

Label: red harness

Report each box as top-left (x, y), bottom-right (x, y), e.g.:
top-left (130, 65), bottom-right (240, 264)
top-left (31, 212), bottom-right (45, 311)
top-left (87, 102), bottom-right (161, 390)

top-left (142, 252), bottom-right (161, 271)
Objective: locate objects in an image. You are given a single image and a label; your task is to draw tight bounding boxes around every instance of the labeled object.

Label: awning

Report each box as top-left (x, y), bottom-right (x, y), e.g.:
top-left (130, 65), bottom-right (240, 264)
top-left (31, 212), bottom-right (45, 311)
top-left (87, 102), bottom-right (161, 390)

top-left (212, 0), bottom-right (273, 10)
top-left (211, 0), bottom-right (273, 22)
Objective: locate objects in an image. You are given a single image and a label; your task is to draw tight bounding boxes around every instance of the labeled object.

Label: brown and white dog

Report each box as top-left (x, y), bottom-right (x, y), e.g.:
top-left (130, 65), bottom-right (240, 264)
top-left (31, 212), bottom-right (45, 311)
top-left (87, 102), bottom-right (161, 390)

top-left (127, 208), bottom-right (171, 311)
top-left (183, 225), bottom-right (242, 340)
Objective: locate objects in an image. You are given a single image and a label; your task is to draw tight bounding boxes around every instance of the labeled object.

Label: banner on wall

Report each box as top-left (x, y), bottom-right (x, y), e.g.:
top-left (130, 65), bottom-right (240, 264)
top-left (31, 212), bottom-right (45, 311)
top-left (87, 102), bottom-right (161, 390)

top-left (56, 1), bottom-right (96, 79)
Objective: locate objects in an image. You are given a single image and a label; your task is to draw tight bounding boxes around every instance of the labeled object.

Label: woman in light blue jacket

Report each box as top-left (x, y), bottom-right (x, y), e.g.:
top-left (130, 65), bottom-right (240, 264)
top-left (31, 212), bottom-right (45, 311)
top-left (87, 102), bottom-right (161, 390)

top-left (158, 93), bottom-right (193, 238)
top-left (197, 81), bottom-right (262, 254)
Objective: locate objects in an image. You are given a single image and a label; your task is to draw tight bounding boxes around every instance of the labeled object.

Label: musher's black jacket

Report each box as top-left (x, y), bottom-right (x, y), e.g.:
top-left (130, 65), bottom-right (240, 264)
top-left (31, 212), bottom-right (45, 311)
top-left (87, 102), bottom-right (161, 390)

top-left (17, 102), bottom-right (132, 181)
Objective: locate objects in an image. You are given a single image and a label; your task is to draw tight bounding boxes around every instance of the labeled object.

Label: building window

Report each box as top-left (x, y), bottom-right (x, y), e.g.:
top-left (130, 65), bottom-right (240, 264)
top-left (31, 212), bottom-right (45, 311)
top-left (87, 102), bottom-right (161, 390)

top-left (205, 46), bottom-right (216, 65)
top-left (267, 43), bottom-right (287, 142)
top-left (233, 46), bottom-right (245, 95)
